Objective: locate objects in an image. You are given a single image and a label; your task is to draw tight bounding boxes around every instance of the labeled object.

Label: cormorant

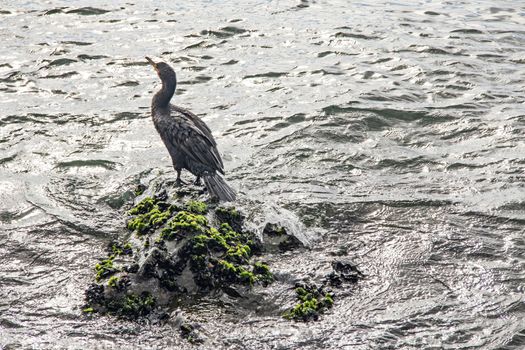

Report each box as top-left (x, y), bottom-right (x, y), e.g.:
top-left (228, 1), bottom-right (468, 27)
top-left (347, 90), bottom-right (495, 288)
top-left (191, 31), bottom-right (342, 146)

top-left (145, 57), bottom-right (236, 202)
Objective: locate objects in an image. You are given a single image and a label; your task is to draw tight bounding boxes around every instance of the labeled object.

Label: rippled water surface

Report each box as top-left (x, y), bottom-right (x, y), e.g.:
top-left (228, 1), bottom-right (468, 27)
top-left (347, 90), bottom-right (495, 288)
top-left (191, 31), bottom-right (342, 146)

top-left (1, 0), bottom-right (525, 349)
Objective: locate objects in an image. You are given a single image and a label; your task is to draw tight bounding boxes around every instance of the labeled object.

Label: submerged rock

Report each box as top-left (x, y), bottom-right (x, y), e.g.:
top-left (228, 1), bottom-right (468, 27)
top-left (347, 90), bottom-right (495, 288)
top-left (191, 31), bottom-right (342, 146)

top-left (283, 261), bottom-right (363, 322)
top-left (325, 260), bottom-right (364, 287)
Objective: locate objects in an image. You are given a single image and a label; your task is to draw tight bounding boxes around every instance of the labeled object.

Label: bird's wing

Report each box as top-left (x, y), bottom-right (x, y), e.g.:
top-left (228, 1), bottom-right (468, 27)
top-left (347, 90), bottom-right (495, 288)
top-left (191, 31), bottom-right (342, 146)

top-left (169, 115), bottom-right (225, 175)
top-left (171, 105), bottom-right (216, 146)
top-left (170, 105), bottom-right (224, 171)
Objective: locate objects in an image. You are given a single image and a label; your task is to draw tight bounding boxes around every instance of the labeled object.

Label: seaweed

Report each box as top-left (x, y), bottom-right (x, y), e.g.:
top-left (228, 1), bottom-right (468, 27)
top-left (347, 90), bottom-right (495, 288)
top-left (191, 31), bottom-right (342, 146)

top-left (95, 256), bottom-right (118, 282)
top-left (185, 200), bottom-right (208, 214)
top-left (134, 184), bottom-right (146, 196)
top-left (106, 275), bottom-right (130, 291)
top-left (185, 221), bottom-right (268, 288)
top-left (160, 211), bottom-right (207, 240)
top-left (110, 241), bottom-right (133, 256)
top-left (253, 261), bottom-right (274, 285)
top-left (283, 283), bottom-right (334, 321)
top-left (116, 292), bottom-right (156, 318)
top-left (215, 206), bottom-right (243, 232)
top-left (127, 196), bottom-right (173, 236)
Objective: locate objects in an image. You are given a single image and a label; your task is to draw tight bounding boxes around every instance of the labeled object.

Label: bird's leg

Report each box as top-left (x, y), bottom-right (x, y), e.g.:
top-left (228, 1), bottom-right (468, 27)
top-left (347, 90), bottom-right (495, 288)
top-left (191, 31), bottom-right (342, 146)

top-left (175, 169), bottom-right (187, 186)
top-left (193, 176), bottom-right (202, 186)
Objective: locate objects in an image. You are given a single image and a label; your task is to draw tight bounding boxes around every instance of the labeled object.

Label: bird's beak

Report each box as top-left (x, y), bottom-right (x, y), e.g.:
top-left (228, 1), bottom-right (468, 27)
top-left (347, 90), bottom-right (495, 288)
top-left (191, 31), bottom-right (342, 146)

top-left (145, 56), bottom-right (158, 71)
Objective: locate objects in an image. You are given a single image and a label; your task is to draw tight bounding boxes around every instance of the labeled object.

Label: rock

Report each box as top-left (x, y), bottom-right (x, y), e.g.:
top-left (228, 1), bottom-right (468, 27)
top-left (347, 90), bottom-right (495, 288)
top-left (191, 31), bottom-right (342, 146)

top-left (262, 223), bottom-right (304, 252)
top-left (325, 260), bottom-right (364, 287)
top-left (84, 184), bottom-right (274, 320)
top-left (283, 282), bottom-right (334, 322)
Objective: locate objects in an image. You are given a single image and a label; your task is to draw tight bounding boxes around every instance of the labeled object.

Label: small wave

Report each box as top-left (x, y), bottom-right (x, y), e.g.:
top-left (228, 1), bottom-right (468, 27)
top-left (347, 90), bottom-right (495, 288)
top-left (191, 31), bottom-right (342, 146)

top-left (77, 54), bottom-right (108, 60)
top-left (0, 71), bottom-right (22, 83)
top-left (184, 40), bottom-right (213, 50)
top-left (61, 41), bottom-right (92, 46)
top-left (55, 159), bottom-right (121, 170)
top-left (46, 58), bottom-right (77, 67)
top-left (65, 7), bottom-right (110, 16)
top-left (0, 154), bottom-right (17, 165)
top-left (41, 7), bottom-right (67, 15)
top-left (178, 76), bottom-right (213, 85)
top-left (221, 59), bottom-right (238, 65)
top-left (42, 71), bottom-right (78, 79)
top-left (322, 105), bottom-right (442, 125)
top-left (333, 32), bottom-right (381, 40)
top-left (98, 112), bottom-right (145, 125)
top-left (450, 29), bottom-right (484, 34)
top-left (264, 113), bottom-right (308, 131)
top-left (311, 68), bottom-right (345, 76)
top-left (200, 26), bottom-right (248, 39)
top-left (113, 81), bottom-right (139, 87)
top-left (243, 72), bottom-right (288, 79)
top-left (317, 51), bottom-right (354, 58)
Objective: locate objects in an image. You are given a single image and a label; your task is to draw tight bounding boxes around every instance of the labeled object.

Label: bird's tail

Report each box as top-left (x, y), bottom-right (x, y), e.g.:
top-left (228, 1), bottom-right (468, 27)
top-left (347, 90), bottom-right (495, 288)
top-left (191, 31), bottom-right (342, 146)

top-left (203, 174), bottom-right (236, 202)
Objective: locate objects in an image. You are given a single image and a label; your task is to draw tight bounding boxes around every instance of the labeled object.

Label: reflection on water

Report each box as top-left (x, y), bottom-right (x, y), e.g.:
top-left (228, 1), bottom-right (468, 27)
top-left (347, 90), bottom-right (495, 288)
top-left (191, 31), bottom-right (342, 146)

top-left (1, 0), bottom-right (524, 349)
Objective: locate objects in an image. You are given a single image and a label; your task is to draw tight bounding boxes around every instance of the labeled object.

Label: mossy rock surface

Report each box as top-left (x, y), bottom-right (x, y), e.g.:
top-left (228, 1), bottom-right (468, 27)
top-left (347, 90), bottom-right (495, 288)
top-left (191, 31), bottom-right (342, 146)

top-left (283, 283), bottom-right (334, 322)
top-left (84, 182), bottom-right (363, 326)
top-left (84, 185), bottom-right (274, 319)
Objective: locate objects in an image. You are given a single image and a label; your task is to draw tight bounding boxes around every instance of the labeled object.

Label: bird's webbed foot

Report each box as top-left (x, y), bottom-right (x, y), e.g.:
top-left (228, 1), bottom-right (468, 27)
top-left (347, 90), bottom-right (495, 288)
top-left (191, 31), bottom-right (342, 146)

top-left (175, 169), bottom-right (188, 186)
top-left (175, 178), bottom-right (188, 187)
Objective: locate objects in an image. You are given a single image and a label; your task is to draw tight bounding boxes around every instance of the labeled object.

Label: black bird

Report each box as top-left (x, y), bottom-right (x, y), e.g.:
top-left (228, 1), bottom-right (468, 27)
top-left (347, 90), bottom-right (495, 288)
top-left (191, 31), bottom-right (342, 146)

top-left (145, 57), bottom-right (236, 202)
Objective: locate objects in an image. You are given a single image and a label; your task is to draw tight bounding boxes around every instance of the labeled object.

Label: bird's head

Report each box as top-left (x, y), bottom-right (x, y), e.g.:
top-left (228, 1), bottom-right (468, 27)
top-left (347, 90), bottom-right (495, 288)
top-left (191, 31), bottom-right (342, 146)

top-left (146, 57), bottom-right (176, 84)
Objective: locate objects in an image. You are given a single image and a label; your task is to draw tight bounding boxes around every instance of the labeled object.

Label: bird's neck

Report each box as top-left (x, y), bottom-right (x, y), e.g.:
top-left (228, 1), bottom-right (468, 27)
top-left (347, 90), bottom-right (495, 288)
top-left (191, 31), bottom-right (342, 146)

top-left (153, 79), bottom-right (176, 109)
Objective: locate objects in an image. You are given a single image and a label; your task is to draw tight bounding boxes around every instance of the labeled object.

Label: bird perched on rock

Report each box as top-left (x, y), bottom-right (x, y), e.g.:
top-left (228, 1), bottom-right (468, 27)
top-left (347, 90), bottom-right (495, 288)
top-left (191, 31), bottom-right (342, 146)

top-left (145, 57), bottom-right (236, 202)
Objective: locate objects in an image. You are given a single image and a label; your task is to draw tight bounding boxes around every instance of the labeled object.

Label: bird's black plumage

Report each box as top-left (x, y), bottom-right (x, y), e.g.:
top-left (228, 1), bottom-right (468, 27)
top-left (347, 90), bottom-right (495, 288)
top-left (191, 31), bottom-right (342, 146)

top-left (146, 57), bottom-right (236, 202)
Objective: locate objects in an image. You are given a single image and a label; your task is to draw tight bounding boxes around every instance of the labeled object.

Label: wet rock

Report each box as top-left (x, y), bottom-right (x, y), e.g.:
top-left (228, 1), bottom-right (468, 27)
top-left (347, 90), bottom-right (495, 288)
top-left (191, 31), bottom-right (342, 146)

top-left (84, 184), bottom-right (275, 320)
top-left (180, 322), bottom-right (206, 344)
top-left (134, 184), bottom-right (146, 196)
top-left (262, 223), bottom-right (304, 252)
top-left (214, 205), bottom-right (244, 233)
top-left (325, 260), bottom-right (364, 288)
top-left (85, 283), bottom-right (104, 306)
top-left (283, 282), bottom-right (334, 322)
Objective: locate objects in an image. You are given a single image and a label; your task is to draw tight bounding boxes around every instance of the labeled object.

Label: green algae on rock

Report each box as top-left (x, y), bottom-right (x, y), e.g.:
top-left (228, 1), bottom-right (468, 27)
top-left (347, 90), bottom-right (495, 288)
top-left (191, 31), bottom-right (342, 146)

top-left (94, 240), bottom-right (135, 282)
top-left (253, 261), bottom-right (274, 286)
top-left (95, 256), bottom-right (118, 282)
top-left (161, 211), bottom-right (208, 240)
top-left (186, 220), bottom-right (267, 289)
top-left (215, 205), bottom-right (243, 232)
top-left (107, 275), bottom-right (119, 288)
top-left (134, 184), bottom-right (146, 196)
top-left (284, 283), bottom-right (334, 322)
top-left (127, 196), bottom-right (174, 236)
top-left (185, 200), bottom-right (208, 214)
top-left (84, 281), bottom-right (157, 320)
top-left (110, 241), bottom-right (133, 256)
top-left (85, 186), bottom-right (275, 320)
top-left (82, 307), bottom-right (94, 314)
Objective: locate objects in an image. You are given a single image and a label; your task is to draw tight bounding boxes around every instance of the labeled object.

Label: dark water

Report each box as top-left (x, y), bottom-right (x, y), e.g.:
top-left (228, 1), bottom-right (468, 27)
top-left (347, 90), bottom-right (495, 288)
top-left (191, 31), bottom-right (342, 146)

top-left (1, 0), bottom-right (525, 349)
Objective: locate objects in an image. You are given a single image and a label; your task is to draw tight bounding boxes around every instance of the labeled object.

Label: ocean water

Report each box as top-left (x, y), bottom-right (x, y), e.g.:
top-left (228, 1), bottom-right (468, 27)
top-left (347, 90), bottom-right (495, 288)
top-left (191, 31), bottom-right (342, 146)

top-left (1, 1), bottom-right (524, 349)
